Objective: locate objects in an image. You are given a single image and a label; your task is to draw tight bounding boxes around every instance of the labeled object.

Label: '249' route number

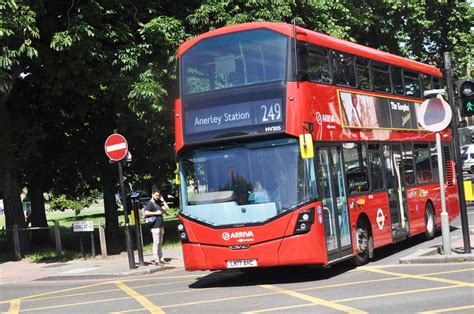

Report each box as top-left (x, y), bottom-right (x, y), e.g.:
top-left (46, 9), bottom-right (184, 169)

top-left (261, 103), bottom-right (281, 122)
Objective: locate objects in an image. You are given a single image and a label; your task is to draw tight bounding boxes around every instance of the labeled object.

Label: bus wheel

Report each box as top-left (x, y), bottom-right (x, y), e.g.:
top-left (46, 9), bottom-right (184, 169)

top-left (353, 221), bottom-right (371, 266)
top-left (424, 203), bottom-right (436, 240)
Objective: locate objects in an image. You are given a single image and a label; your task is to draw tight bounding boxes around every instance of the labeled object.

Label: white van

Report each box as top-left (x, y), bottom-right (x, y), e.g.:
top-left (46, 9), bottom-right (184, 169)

top-left (461, 144), bottom-right (474, 173)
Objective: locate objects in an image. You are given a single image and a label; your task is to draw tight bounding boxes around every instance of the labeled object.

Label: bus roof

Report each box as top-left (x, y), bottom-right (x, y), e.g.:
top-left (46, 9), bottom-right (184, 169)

top-left (178, 22), bottom-right (442, 77)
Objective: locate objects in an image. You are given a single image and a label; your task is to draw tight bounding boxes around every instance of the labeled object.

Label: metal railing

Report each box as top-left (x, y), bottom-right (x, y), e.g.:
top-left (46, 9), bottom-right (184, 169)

top-left (2, 221), bottom-right (108, 260)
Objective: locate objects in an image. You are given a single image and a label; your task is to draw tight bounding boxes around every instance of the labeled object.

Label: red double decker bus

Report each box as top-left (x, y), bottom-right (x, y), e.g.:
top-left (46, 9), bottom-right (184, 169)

top-left (174, 22), bottom-right (460, 270)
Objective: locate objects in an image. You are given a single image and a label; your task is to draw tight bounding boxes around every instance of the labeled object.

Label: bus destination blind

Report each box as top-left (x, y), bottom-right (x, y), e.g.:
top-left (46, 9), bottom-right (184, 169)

top-left (184, 98), bottom-right (283, 135)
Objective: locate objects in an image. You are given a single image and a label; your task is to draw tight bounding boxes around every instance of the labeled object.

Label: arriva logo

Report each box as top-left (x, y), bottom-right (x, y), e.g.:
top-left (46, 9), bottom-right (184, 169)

top-left (315, 112), bottom-right (336, 125)
top-left (222, 231), bottom-right (254, 241)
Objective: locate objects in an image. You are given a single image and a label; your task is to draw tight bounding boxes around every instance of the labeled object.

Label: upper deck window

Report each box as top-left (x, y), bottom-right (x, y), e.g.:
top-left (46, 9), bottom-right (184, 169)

top-left (181, 29), bottom-right (288, 95)
top-left (432, 77), bottom-right (442, 89)
top-left (403, 70), bottom-right (421, 98)
top-left (391, 66), bottom-right (404, 95)
top-left (422, 74), bottom-right (432, 93)
top-left (356, 57), bottom-right (371, 90)
top-left (304, 45), bottom-right (332, 84)
top-left (331, 50), bottom-right (357, 87)
top-left (371, 61), bottom-right (391, 93)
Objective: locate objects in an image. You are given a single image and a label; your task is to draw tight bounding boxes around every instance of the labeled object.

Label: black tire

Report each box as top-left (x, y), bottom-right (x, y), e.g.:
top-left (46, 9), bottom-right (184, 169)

top-left (424, 202), bottom-right (436, 240)
top-left (352, 221), bottom-right (371, 266)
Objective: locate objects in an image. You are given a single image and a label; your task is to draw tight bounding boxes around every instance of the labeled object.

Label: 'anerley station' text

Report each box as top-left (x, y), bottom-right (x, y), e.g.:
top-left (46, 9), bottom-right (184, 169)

top-left (194, 111), bottom-right (251, 127)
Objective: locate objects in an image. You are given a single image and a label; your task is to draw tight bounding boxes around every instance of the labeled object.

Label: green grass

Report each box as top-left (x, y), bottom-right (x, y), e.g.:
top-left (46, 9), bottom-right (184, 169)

top-left (0, 206), bottom-right (182, 263)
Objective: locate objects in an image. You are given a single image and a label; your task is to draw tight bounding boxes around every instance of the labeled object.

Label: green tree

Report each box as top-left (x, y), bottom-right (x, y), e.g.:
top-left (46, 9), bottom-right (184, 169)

top-left (19, 1), bottom-right (188, 243)
top-left (0, 0), bottom-right (39, 253)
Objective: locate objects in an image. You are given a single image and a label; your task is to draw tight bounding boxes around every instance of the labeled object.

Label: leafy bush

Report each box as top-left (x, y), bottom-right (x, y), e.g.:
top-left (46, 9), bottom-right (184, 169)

top-left (49, 195), bottom-right (92, 216)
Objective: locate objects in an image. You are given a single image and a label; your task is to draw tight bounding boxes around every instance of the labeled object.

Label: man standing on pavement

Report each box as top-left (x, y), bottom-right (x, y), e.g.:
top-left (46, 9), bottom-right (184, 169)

top-left (144, 189), bottom-right (169, 265)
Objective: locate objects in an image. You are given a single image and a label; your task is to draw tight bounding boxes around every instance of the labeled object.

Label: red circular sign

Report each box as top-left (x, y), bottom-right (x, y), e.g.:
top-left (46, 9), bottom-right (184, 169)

top-left (104, 134), bottom-right (128, 161)
top-left (417, 95), bottom-right (452, 132)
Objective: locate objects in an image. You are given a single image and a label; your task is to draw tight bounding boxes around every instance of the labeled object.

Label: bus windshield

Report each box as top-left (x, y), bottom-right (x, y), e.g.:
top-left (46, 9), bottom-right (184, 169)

top-left (181, 29), bottom-right (288, 95)
top-left (180, 139), bottom-right (317, 226)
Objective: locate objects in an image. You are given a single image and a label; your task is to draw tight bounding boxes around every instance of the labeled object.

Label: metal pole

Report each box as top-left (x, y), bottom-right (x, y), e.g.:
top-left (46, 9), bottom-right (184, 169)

top-left (54, 220), bottom-right (62, 258)
top-left (79, 234), bottom-right (84, 257)
top-left (12, 224), bottom-right (21, 260)
top-left (437, 132), bottom-right (451, 254)
top-left (90, 231), bottom-right (96, 258)
top-left (444, 52), bottom-right (472, 253)
top-left (118, 160), bottom-right (136, 269)
top-left (99, 221), bottom-right (107, 259)
top-left (133, 199), bottom-right (145, 266)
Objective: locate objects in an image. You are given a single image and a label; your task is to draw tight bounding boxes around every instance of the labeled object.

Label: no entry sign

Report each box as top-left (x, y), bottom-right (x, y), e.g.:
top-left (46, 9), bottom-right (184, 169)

top-left (104, 133), bottom-right (128, 161)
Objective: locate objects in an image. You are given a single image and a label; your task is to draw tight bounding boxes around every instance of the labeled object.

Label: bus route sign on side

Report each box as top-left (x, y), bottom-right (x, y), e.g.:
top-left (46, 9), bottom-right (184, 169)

top-left (104, 133), bottom-right (128, 161)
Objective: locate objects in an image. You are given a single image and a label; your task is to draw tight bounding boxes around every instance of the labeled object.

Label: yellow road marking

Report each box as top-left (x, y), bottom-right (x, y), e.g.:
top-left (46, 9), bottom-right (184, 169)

top-left (140, 284), bottom-right (465, 314)
top-left (5, 266), bottom-right (473, 313)
top-left (293, 276), bottom-right (402, 292)
top-left (0, 280), bottom-right (112, 304)
top-left (20, 273), bottom-right (466, 313)
top-left (7, 299), bottom-right (20, 314)
top-left (19, 287), bottom-right (217, 312)
top-left (259, 285), bottom-right (367, 314)
top-left (0, 274), bottom-right (201, 305)
top-left (134, 278), bottom-right (405, 310)
top-left (239, 285), bottom-right (465, 313)
top-left (160, 291), bottom-right (276, 308)
top-left (110, 308), bottom-right (152, 314)
top-left (242, 303), bottom-right (315, 313)
top-left (21, 278), bottom-right (194, 303)
top-left (418, 304), bottom-right (474, 314)
top-left (115, 281), bottom-right (164, 314)
top-left (121, 273), bottom-right (202, 283)
top-left (334, 285), bottom-right (459, 303)
top-left (353, 262), bottom-right (474, 269)
top-left (422, 268), bottom-right (474, 277)
top-left (359, 267), bottom-right (474, 287)
top-left (20, 296), bottom-right (131, 312)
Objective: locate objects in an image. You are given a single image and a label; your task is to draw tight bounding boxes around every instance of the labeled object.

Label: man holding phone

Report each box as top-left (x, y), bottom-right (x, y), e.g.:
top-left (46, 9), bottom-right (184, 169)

top-left (144, 189), bottom-right (169, 265)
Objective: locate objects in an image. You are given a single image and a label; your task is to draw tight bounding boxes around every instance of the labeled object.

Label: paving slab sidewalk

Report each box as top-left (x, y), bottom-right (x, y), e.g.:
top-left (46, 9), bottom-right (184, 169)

top-left (0, 246), bottom-right (184, 283)
top-left (399, 229), bottom-right (474, 264)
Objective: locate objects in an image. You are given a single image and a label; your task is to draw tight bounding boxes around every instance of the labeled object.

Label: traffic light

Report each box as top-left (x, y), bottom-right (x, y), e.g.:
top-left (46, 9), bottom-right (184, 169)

top-left (457, 79), bottom-right (474, 117)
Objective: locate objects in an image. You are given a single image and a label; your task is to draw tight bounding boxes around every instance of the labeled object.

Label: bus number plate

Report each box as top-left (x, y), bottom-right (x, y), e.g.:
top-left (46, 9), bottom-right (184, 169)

top-left (227, 259), bottom-right (257, 268)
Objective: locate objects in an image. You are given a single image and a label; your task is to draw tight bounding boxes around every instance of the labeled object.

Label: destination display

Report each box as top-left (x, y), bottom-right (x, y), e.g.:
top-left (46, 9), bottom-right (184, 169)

top-left (339, 91), bottom-right (422, 130)
top-left (184, 98), bottom-right (284, 135)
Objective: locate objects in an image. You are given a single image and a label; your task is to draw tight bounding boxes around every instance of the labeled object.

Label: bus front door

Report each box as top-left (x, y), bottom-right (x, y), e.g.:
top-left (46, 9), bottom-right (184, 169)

top-left (383, 145), bottom-right (409, 241)
top-left (317, 147), bottom-right (353, 262)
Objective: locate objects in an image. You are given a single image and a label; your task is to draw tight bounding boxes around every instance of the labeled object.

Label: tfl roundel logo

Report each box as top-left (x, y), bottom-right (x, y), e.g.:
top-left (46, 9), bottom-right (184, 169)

top-left (222, 232), bottom-right (231, 241)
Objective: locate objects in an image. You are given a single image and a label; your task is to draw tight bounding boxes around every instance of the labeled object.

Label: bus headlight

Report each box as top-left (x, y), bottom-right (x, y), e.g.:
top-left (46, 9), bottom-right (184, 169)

top-left (177, 221), bottom-right (189, 242)
top-left (294, 208), bottom-right (315, 235)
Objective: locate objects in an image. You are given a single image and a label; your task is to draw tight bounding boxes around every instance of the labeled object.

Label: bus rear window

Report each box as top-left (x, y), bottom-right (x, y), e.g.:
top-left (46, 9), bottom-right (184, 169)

top-left (181, 29), bottom-right (288, 95)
